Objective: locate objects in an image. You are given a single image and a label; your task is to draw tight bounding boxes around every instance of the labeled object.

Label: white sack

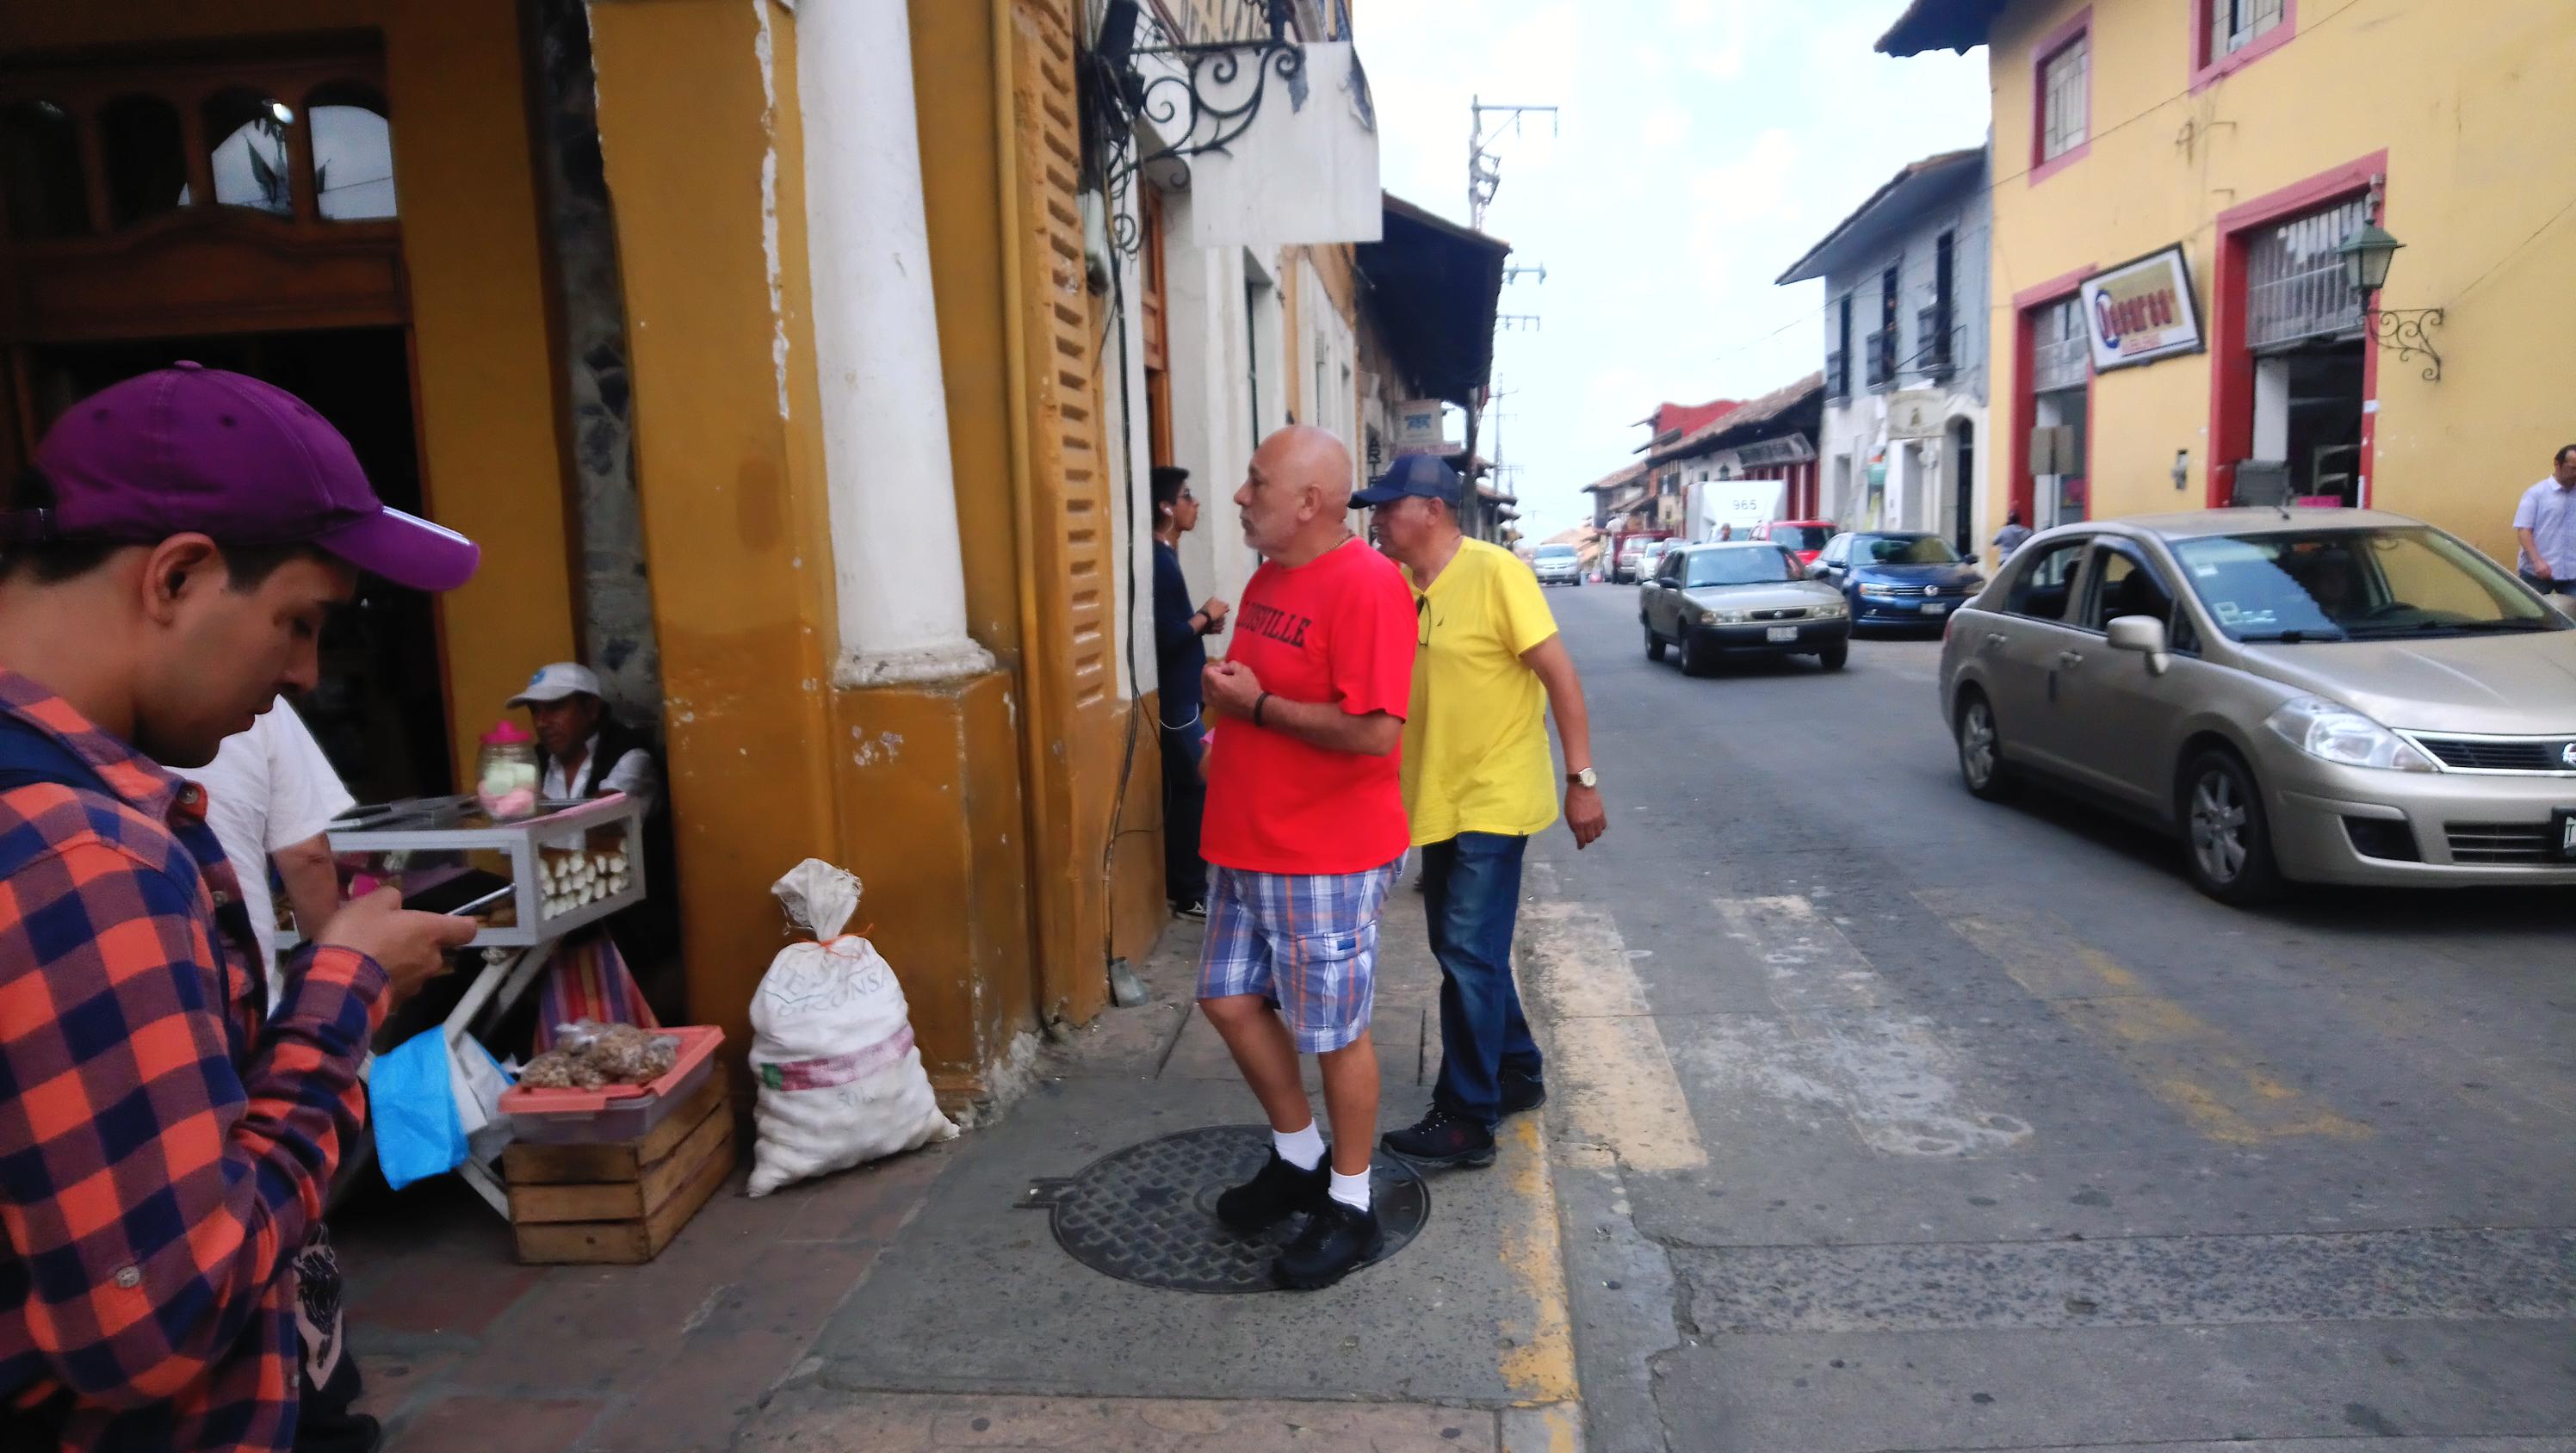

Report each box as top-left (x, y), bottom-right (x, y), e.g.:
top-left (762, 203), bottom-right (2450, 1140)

top-left (746, 858), bottom-right (957, 1196)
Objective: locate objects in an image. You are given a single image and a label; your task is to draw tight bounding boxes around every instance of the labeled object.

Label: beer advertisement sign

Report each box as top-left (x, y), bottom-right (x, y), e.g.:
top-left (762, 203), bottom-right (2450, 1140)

top-left (2080, 244), bottom-right (2205, 372)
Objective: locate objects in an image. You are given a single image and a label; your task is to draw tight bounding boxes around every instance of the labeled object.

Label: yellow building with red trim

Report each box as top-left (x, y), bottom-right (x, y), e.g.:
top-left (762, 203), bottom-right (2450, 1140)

top-left (1879, 0), bottom-right (2576, 568)
top-left (0, 0), bottom-right (1437, 1105)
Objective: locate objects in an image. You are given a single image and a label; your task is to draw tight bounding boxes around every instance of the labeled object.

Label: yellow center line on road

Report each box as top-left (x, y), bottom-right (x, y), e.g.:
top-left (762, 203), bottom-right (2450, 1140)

top-left (1918, 890), bottom-right (2373, 1146)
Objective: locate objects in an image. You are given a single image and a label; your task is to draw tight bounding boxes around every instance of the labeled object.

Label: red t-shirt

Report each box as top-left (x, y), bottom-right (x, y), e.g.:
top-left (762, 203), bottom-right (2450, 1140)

top-left (1201, 537), bottom-right (1415, 875)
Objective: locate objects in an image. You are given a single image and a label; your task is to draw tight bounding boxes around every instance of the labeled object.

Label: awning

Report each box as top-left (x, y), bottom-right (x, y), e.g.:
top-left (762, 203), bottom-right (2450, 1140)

top-left (1876, 0), bottom-right (2007, 56)
top-left (1356, 193), bottom-right (1510, 406)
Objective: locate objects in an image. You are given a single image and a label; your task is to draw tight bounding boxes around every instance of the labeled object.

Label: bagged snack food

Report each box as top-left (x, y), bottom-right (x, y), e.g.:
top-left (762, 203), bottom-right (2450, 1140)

top-left (746, 859), bottom-right (957, 1196)
top-left (517, 1019), bottom-right (679, 1089)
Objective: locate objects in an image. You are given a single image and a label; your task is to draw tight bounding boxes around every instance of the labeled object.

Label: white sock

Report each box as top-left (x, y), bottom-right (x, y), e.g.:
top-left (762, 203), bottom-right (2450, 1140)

top-left (1273, 1121), bottom-right (1324, 1171)
top-left (1328, 1165), bottom-right (1372, 1212)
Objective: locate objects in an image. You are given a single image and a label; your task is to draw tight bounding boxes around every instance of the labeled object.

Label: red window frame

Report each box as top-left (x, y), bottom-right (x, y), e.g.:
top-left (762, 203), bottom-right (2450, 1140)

top-left (2189, 0), bottom-right (2298, 93)
top-left (2028, 7), bottom-right (2093, 186)
top-left (2008, 265), bottom-right (2096, 529)
top-left (2201, 151), bottom-right (2386, 510)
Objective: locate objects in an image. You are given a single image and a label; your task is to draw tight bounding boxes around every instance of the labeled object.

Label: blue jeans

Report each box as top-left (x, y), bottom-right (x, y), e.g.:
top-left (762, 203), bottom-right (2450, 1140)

top-left (2522, 569), bottom-right (2574, 597)
top-left (1422, 832), bottom-right (1542, 1128)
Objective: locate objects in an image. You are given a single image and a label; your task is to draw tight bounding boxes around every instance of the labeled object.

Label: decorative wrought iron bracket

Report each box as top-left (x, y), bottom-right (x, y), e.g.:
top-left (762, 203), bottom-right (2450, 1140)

top-left (1080, 0), bottom-right (1369, 256)
top-left (2366, 306), bottom-right (2444, 382)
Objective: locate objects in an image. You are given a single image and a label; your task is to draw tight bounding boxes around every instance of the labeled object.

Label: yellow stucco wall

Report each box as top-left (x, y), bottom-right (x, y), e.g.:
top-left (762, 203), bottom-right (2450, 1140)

top-left (0, 0), bottom-right (580, 784)
top-left (1983, 0), bottom-right (2576, 564)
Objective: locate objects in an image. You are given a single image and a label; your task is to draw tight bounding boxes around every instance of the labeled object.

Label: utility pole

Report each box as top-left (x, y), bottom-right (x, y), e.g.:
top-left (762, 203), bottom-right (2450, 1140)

top-left (1469, 96), bottom-right (1557, 232)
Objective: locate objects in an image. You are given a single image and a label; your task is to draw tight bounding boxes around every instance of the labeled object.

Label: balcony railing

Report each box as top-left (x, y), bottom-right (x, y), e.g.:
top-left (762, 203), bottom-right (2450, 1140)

top-left (1825, 349), bottom-right (1848, 401)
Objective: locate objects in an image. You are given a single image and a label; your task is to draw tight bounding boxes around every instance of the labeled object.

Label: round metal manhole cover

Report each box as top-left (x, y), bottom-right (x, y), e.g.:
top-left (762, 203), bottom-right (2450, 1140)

top-left (1021, 1124), bottom-right (1429, 1293)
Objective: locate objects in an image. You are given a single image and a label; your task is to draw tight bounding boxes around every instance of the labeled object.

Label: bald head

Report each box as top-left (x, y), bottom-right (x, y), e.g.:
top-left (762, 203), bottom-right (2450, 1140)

top-left (1235, 424), bottom-right (1358, 564)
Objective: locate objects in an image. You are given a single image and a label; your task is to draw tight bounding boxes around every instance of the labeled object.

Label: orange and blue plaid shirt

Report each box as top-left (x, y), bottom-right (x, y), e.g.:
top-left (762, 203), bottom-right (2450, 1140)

top-left (0, 671), bottom-right (387, 1451)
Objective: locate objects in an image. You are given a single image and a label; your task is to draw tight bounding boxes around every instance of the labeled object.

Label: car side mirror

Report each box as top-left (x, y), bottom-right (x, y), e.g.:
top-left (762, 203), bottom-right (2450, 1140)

top-left (1964, 552), bottom-right (1982, 565)
top-left (2107, 615), bottom-right (2172, 677)
top-left (1807, 563), bottom-right (1829, 579)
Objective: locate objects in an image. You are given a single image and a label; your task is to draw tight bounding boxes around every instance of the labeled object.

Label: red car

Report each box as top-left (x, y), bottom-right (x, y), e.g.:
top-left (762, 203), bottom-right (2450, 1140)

top-left (1758, 519), bottom-right (1837, 565)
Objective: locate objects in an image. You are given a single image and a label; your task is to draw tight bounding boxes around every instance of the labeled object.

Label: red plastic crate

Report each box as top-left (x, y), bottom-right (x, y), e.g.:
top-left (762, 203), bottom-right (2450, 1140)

top-left (501, 1025), bottom-right (725, 1144)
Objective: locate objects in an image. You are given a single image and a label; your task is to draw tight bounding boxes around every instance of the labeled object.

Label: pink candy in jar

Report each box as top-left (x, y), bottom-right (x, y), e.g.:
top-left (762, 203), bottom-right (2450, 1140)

top-left (477, 720), bottom-right (542, 821)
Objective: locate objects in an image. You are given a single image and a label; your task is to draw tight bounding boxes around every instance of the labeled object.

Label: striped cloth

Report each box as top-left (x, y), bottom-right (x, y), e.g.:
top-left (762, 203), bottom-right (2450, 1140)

top-left (1195, 857), bottom-right (1402, 1052)
top-left (532, 931), bottom-right (659, 1051)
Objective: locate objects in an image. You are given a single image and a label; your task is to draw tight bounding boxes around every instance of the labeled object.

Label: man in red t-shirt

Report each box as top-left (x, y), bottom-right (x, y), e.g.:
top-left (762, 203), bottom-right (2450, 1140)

top-left (1196, 424), bottom-right (1416, 1290)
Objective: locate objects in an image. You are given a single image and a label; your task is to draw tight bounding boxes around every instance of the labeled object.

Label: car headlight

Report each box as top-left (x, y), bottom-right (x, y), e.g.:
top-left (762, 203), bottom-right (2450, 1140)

top-left (1858, 584), bottom-right (1898, 597)
top-left (1813, 599), bottom-right (1847, 618)
top-left (2262, 696), bottom-right (2434, 772)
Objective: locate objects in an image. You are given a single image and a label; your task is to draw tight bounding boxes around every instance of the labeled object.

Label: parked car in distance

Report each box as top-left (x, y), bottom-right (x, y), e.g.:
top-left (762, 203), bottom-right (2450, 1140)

top-left (1531, 542), bottom-right (1583, 587)
top-left (1642, 541), bottom-right (1852, 676)
top-left (1636, 539), bottom-right (1677, 584)
top-left (1613, 536), bottom-right (1650, 583)
top-left (1937, 508), bottom-right (2576, 904)
top-left (1757, 519), bottom-right (1837, 565)
top-left (1813, 530), bottom-right (1985, 630)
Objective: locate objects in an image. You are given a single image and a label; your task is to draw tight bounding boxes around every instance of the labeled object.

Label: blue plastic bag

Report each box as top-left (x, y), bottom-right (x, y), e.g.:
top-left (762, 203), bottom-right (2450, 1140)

top-left (372, 1029), bottom-right (468, 1190)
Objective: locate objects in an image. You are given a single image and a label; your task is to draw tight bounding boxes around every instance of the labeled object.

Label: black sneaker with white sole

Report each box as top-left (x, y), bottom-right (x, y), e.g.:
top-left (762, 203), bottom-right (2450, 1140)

top-left (1273, 1196), bottom-right (1384, 1289)
top-left (1172, 900), bottom-right (1208, 922)
top-left (1378, 1105), bottom-right (1497, 1167)
top-left (1214, 1149), bottom-right (1326, 1232)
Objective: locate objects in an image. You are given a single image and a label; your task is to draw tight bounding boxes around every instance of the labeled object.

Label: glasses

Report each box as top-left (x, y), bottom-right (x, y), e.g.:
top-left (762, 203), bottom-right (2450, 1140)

top-left (1415, 595), bottom-right (1433, 649)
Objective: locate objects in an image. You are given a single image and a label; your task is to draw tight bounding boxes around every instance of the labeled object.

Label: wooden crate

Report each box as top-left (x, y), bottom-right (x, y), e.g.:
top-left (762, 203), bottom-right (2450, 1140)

top-left (503, 1071), bottom-right (736, 1264)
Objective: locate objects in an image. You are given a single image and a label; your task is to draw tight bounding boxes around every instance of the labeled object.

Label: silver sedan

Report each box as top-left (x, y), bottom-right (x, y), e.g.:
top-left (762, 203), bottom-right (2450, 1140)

top-left (1937, 508), bottom-right (2576, 903)
top-left (1642, 541), bottom-right (1852, 676)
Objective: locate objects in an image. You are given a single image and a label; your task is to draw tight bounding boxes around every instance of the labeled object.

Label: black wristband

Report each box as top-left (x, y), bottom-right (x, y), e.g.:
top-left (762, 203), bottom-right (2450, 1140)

top-left (1254, 692), bottom-right (1272, 727)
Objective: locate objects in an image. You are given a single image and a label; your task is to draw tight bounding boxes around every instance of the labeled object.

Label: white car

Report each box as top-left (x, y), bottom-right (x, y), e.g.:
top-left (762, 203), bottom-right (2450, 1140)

top-left (1531, 543), bottom-right (1583, 587)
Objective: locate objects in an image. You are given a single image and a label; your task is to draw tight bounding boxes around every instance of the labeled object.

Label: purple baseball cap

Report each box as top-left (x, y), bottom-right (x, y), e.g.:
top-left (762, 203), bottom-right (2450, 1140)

top-left (12, 362), bottom-right (480, 592)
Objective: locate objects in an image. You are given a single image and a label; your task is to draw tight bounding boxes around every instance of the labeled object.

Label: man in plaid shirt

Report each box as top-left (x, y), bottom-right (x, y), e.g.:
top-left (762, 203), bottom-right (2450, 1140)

top-left (0, 365), bottom-right (481, 1450)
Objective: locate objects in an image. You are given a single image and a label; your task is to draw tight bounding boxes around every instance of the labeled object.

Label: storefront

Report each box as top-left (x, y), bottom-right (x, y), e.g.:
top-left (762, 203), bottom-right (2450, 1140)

top-left (2012, 281), bottom-right (2091, 530)
top-left (2208, 166), bottom-right (2381, 510)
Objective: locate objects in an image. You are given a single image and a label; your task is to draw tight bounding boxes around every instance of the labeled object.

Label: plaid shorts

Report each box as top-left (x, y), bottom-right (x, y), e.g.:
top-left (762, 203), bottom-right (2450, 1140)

top-left (1197, 856), bottom-right (1403, 1053)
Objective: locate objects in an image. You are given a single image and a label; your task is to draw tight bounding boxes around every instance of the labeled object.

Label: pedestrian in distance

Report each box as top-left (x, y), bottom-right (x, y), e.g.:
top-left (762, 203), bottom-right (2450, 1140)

top-left (1150, 465), bottom-right (1228, 920)
top-left (1362, 454), bottom-right (1607, 1172)
top-left (1717, 522), bottom-right (1735, 541)
top-left (1194, 424), bottom-right (1416, 1290)
top-left (1992, 510), bottom-right (2034, 558)
top-left (2511, 444), bottom-right (2576, 602)
top-left (0, 365), bottom-right (481, 1452)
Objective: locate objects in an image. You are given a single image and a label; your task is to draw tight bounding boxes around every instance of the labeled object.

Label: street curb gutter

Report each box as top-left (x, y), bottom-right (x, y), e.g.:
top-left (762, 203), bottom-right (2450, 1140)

top-left (1497, 1111), bottom-right (1584, 1452)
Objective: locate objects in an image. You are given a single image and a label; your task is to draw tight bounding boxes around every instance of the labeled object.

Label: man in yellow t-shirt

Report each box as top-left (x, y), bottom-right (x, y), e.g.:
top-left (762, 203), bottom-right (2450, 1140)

top-left (1357, 454), bottom-right (1607, 1169)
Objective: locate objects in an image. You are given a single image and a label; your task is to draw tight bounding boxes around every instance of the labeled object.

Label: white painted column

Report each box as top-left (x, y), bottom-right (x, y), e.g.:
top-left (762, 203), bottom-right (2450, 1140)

top-left (798, 0), bottom-right (993, 685)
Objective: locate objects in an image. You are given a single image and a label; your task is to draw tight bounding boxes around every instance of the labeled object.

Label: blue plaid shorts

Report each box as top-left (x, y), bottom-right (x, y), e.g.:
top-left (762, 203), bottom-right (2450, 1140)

top-left (1196, 856), bottom-right (1403, 1053)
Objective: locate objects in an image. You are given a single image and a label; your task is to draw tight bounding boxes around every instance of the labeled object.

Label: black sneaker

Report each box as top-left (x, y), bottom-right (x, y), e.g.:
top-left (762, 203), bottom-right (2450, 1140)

top-left (1501, 1073), bottom-right (1547, 1116)
top-left (1379, 1106), bottom-right (1497, 1167)
top-left (1173, 900), bottom-right (1208, 922)
top-left (1215, 1149), bottom-right (1326, 1232)
top-left (1273, 1196), bottom-right (1384, 1289)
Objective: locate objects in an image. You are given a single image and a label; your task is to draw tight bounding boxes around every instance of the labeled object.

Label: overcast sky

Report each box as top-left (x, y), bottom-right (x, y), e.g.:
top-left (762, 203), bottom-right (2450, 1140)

top-left (1357, 2), bottom-right (1991, 538)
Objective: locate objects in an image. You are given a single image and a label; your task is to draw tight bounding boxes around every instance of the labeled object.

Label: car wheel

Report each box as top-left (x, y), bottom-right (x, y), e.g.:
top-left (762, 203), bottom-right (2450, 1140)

top-left (1954, 689), bottom-right (2013, 801)
top-left (1677, 628), bottom-right (1708, 677)
top-left (2179, 749), bottom-right (2285, 906)
top-left (1644, 621), bottom-right (1666, 663)
top-left (1817, 639), bottom-right (1849, 671)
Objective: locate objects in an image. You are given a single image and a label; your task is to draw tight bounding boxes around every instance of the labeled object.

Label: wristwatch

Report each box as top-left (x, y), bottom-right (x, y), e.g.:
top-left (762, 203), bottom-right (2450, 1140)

top-left (1566, 767), bottom-right (1598, 788)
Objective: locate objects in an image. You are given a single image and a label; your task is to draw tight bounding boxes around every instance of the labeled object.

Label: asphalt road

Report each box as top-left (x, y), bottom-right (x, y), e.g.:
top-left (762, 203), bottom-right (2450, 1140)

top-left (1519, 581), bottom-right (2576, 1453)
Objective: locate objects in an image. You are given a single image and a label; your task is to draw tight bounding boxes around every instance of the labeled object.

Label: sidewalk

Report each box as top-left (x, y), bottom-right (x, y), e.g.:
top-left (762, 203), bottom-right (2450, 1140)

top-left (342, 885), bottom-right (1584, 1451)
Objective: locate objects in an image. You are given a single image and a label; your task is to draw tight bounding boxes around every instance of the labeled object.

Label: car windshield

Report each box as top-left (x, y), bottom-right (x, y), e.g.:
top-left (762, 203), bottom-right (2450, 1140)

top-left (1687, 547), bottom-right (1800, 588)
top-left (2170, 526), bottom-right (2562, 642)
top-left (1854, 534), bottom-right (1961, 565)
top-left (1770, 524), bottom-right (1833, 551)
top-left (1535, 545), bottom-right (1575, 559)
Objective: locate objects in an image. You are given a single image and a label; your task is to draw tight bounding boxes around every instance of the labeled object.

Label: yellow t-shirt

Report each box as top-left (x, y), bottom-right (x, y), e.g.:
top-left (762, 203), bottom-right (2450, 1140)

top-left (1399, 538), bottom-right (1562, 845)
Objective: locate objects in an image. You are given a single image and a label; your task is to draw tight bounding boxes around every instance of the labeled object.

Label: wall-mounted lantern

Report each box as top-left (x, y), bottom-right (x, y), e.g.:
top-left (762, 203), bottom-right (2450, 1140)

top-left (2335, 213), bottom-right (2443, 381)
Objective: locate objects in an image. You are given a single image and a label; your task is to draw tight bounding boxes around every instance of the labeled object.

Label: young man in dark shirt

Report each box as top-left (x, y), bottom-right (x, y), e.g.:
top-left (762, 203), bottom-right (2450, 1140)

top-left (1151, 465), bottom-right (1228, 918)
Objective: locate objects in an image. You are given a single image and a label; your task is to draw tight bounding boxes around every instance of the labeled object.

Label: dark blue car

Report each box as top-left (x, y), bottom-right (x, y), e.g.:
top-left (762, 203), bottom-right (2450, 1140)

top-left (1811, 531), bottom-right (1986, 630)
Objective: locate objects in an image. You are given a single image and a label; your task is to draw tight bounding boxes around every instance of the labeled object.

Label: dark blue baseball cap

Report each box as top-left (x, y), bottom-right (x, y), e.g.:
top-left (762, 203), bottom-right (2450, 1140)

top-left (1353, 453), bottom-right (1463, 507)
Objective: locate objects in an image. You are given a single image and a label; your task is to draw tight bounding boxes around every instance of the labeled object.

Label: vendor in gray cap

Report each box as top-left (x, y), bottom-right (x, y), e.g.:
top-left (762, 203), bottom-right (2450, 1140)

top-left (511, 662), bottom-right (661, 816)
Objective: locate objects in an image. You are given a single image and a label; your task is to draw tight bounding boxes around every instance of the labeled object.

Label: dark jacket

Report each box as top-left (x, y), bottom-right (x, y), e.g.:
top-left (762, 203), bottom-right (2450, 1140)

top-left (1153, 540), bottom-right (1205, 733)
